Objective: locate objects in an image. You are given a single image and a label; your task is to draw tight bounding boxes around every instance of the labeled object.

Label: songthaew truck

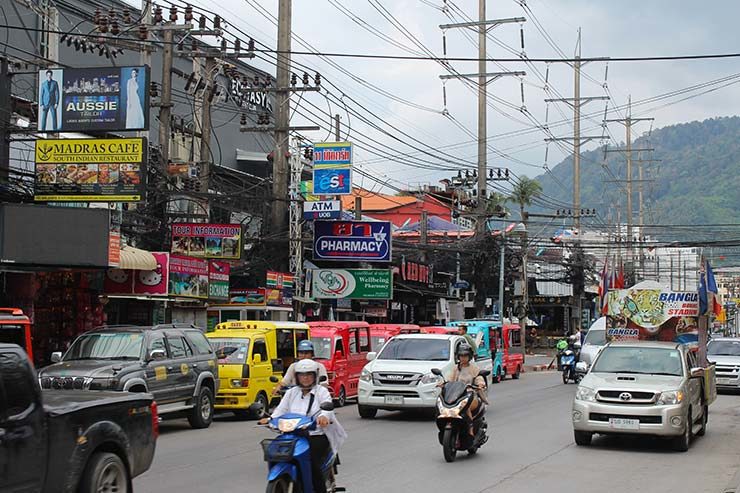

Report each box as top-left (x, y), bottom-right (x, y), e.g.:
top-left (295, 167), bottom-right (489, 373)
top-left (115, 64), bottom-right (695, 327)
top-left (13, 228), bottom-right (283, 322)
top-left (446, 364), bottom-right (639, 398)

top-left (572, 281), bottom-right (716, 451)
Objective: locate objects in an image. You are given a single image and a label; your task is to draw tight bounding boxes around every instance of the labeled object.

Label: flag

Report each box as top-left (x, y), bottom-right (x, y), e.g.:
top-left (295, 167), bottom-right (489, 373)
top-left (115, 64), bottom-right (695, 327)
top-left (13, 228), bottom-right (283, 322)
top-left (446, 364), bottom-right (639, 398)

top-left (598, 258), bottom-right (610, 315)
top-left (698, 259), bottom-right (722, 316)
top-left (616, 260), bottom-right (625, 289)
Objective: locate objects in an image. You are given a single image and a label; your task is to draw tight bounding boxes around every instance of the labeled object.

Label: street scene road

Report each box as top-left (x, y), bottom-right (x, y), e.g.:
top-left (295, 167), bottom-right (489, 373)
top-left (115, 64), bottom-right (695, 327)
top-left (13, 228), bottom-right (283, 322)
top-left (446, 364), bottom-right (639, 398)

top-left (136, 372), bottom-right (740, 493)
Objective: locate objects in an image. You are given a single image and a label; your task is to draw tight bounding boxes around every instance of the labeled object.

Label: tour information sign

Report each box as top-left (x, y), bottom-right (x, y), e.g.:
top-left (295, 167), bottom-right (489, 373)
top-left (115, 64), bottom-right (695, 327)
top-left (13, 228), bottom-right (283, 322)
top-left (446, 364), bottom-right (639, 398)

top-left (34, 138), bottom-right (145, 202)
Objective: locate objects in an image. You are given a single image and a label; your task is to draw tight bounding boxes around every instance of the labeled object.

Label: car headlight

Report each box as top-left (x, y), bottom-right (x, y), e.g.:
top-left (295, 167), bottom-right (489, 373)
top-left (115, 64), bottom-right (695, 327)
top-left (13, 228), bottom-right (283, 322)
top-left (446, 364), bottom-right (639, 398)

top-left (420, 372), bottom-right (442, 385)
top-left (277, 418), bottom-right (302, 432)
top-left (360, 368), bottom-right (372, 382)
top-left (656, 390), bottom-right (684, 405)
top-left (575, 386), bottom-right (597, 402)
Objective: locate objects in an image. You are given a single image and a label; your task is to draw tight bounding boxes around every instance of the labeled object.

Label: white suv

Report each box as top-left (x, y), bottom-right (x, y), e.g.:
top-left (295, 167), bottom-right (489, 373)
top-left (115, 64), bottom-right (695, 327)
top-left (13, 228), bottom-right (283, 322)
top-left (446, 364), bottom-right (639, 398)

top-left (357, 334), bottom-right (468, 418)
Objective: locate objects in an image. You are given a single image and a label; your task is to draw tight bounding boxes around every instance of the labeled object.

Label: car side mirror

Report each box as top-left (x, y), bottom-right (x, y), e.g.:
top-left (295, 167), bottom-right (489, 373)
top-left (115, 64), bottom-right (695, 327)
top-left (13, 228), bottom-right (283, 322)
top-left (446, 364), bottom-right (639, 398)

top-left (366, 352), bottom-right (377, 361)
top-left (431, 368), bottom-right (443, 376)
top-left (253, 353), bottom-right (262, 364)
top-left (148, 349), bottom-right (166, 361)
top-left (690, 367), bottom-right (704, 379)
top-left (320, 401), bottom-right (335, 412)
top-left (269, 376), bottom-right (280, 383)
top-left (50, 352), bottom-right (62, 363)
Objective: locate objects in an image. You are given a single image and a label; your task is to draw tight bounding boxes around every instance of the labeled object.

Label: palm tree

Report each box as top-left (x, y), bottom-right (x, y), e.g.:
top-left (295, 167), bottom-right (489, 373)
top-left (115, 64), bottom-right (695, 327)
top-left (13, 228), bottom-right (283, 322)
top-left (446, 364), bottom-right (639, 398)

top-left (508, 176), bottom-right (543, 220)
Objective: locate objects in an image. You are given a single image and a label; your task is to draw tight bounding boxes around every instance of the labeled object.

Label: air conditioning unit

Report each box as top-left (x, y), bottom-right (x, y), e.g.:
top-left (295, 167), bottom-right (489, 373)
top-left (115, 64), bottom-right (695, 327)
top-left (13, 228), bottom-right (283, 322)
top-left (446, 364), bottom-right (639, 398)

top-left (464, 290), bottom-right (477, 303)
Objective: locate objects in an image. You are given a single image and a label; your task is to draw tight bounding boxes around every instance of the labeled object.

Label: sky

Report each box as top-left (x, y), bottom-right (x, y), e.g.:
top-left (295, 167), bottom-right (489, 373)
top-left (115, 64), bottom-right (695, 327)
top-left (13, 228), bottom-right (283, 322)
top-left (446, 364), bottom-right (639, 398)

top-left (187, 0), bottom-right (740, 194)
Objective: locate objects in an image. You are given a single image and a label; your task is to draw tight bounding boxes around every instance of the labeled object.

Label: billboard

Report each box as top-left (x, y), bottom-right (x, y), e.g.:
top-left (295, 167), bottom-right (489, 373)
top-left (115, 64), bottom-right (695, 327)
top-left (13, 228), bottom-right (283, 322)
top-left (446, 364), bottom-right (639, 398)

top-left (313, 168), bottom-right (351, 195)
top-left (37, 66), bottom-right (149, 132)
top-left (171, 223), bottom-right (242, 260)
top-left (34, 138), bottom-right (145, 202)
top-left (314, 220), bottom-right (392, 262)
top-left (229, 288), bottom-right (267, 306)
top-left (105, 252), bottom-right (170, 296)
top-left (313, 142), bottom-right (352, 168)
top-left (312, 269), bottom-right (393, 299)
top-left (208, 261), bottom-right (230, 300)
top-left (303, 200), bottom-right (341, 220)
top-left (168, 255), bottom-right (209, 298)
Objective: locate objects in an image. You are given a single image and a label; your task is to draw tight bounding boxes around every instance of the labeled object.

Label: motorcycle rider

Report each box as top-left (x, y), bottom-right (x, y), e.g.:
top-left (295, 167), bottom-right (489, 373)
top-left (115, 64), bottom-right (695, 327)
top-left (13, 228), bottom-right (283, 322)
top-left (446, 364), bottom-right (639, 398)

top-left (441, 343), bottom-right (488, 436)
top-left (275, 340), bottom-right (329, 394)
top-left (260, 360), bottom-right (346, 493)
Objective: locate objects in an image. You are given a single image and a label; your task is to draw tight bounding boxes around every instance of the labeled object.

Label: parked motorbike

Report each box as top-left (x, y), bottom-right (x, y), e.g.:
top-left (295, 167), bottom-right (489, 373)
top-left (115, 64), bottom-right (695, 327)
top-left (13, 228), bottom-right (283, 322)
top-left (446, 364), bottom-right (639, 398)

top-left (560, 349), bottom-right (580, 384)
top-left (259, 399), bottom-right (344, 493)
top-left (431, 368), bottom-right (491, 463)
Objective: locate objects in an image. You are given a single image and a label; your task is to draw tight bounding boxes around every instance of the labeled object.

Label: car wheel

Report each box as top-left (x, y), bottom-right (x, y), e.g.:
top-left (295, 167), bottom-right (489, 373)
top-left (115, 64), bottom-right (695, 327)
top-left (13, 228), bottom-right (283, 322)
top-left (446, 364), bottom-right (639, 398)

top-left (335, 386), bottom-right (347, 407)
top-left (512, 366), bottom-right (521, 379)
top-left (253, 392), bottom-right (269, 418)
top-left (187, 385), bottom-right (214, 429)
top-left (696, 404), bottom-right (708, 437)
top-left (574, 430), bottom-right (592, 446)
top-left (79, 452), bottom-right (130, 493)
top-left (358, 404), bottom-right (377, 419)
top-left (672, 408), bottom-right (692, 452)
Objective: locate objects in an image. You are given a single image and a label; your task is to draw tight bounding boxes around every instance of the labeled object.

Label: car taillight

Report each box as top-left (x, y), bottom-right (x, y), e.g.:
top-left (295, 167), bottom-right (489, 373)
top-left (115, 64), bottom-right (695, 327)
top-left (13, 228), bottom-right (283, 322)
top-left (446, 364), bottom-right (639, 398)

top-left (150, 401), bottom-right (159, 439)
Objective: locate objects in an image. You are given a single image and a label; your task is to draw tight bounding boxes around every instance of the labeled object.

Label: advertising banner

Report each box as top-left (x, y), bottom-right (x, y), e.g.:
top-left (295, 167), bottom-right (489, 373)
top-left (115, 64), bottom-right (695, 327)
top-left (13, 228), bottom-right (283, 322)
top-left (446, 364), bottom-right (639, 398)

top-left (104, 252), bottom-right (169, 295)
top-left (208, 261), bottom-right (230, 300)
top-left (314, 220), bottom-right (392, 262)
top-left (34, 138), bottom-right (145, 202)
top-left (229, 288), bottom-right (266, 306)
top-left (37, 66), bottom-right (149, 132)
top-left (606, 288), bottom-right (699, 343)
top-left (312, 269), bottom-right (393, 299)
top-left (313, 168), bottom-right (351, 195)
top-left (303, 200), bottom-right (342, 220)
top-left (266, 271), bottom-right (295, 289)
top-left (400, 256), bottom-right (433, 287)
top-left (171, 223), bottom-right (242, 260)
top-left (313, 142), bottom-right (352, 168)
top-left (266, 288), bottom-right (293, 307)
top-left (168, 255), bottom-right (209, 298)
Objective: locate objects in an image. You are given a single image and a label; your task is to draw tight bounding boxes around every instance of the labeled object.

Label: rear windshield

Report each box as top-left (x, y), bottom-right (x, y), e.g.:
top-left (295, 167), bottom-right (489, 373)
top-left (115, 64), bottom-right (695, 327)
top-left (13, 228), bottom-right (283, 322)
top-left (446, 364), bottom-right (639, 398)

top-left (592, 346), bottom-right (683, 376)
top-left (0, 325), bottom-right (26, 348)
top-left (310, 337), bottom-right (333, 360)
top-left (209, 338), bottom-right (250, 364)
top-left (377, 338), bottom-right (450, 361)
top-left (584, 329), bottom-right (606, 346)
top-left (65, 332), bottom-right (143, 361)
top-left (708, 340), bottom-right (740, 356)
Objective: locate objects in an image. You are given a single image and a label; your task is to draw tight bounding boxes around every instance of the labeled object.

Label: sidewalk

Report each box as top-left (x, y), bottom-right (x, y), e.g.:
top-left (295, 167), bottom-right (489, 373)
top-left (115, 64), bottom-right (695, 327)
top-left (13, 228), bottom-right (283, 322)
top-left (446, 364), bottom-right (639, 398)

top-left (522, 353), bottom-right (556, 373)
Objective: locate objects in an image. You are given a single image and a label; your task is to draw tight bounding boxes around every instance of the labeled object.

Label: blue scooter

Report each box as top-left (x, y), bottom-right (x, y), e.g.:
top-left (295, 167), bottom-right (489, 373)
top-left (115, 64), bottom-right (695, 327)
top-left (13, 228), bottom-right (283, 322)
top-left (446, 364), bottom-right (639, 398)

top-left (259, 401), bottom-right (344, 493)
top-left (560, 349), bottom-right (580, 384)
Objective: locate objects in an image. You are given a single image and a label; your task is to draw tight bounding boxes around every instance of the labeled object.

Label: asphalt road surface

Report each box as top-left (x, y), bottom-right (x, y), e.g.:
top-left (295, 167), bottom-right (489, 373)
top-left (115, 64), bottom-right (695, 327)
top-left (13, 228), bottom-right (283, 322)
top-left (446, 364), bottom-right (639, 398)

top-left (135, 372), bottom-right (740, 493)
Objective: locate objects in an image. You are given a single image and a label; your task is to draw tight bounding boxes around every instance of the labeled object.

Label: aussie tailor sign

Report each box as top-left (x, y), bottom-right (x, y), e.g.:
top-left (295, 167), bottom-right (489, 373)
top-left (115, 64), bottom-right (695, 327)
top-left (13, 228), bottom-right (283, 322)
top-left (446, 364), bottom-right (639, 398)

top-left (313, 220), bottom-right (391, 262)
top-left (38, 66), bottom-right (150, 133)
top-left (313, 142), bottom-right (352, 168)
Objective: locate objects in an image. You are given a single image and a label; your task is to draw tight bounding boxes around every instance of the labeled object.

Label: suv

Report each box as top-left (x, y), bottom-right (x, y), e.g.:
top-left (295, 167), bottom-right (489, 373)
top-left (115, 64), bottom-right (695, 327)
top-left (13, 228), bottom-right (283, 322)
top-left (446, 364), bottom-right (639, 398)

top-left (357, 334), bottom-right (469, 418)
top-left (38, 324), bottom-right (219, 429)
top-left (572, 340), bottom-right (715, 451)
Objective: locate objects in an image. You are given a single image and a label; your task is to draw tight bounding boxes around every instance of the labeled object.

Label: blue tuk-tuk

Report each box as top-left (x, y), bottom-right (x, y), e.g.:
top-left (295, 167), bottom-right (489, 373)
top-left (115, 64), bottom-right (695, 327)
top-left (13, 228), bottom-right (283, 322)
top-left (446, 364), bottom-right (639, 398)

top-left (449, 320), bottom-right (504, 383)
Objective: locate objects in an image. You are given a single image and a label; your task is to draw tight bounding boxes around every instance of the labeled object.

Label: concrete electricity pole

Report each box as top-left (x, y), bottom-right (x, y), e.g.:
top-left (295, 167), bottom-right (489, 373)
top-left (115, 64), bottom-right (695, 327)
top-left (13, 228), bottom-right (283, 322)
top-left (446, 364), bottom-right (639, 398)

top-left (272, 0), bottom-right (292, 246)
top-left (439, 8), bottom-right (525, 235)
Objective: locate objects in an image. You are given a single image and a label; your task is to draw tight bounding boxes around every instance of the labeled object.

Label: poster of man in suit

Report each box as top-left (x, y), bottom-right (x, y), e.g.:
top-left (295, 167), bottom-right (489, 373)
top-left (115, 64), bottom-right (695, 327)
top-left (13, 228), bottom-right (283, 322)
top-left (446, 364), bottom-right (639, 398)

top-left (38, 69), bottom-right (62, 131)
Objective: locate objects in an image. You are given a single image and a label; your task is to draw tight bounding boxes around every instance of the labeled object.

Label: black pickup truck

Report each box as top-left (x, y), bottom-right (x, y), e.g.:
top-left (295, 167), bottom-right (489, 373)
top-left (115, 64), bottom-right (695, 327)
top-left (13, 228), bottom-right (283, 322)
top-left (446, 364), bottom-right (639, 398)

top-left (0, 343), bottom-right (157, 493)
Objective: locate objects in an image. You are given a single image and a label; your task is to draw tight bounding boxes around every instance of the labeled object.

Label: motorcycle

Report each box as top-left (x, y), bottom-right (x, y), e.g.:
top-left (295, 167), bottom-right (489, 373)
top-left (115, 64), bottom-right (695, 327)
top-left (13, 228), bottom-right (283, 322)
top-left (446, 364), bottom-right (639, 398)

top-left (431, 368), bottom-right (491, 463)
top-left (259, 399), bottom-right (345, 493)
top-left (560, 349), bottom-right (580, 384)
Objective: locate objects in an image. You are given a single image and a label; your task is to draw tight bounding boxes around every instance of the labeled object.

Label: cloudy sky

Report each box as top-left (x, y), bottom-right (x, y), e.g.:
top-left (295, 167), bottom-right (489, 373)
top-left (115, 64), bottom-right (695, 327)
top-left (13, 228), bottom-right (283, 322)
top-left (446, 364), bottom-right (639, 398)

top-left (192, 0), bottom-right (740, 192)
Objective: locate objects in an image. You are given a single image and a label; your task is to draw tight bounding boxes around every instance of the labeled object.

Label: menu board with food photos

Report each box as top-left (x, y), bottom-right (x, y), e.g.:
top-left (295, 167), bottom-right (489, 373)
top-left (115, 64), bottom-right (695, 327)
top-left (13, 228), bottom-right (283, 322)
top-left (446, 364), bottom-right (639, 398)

top-left (34, 138), bottom-right (145, 202)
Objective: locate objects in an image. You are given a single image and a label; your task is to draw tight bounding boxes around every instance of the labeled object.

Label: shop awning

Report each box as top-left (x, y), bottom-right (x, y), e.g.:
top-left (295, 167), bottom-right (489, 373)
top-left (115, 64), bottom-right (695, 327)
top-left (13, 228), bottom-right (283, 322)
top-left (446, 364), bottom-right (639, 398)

top-left (118, 246), bottom-right (157, 270)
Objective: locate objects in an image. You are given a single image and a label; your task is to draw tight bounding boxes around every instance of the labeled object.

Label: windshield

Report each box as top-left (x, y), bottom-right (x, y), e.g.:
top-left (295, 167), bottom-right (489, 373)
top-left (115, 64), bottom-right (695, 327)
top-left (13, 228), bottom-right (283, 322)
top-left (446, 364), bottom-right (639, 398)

top-left (371, 336), bottom-right (387, 351)
top-left (592, 346), bottom-right (684, 376)
top-left (708, 340), bottom-right (740, 356)
top-left (65, 332), bottom-right (143, 360)
top-left (209, 337), bottom-right (250, 364)
top-left (311, 337), bottom-right (333, 360)
top-left (0, 325), bottom-right (26, 348)
top-left (377, 338), bottom-right (450, 361)
top-left (584, 329), bottom-right (606, 346)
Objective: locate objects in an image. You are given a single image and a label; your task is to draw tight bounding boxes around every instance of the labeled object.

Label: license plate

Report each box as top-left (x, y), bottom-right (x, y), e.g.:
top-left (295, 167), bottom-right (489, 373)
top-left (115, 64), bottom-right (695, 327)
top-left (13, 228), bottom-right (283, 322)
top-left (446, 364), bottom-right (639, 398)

top-left (609, 418), bottom-right (639, 430)
top-left (384, 395), bottom-right (404, 405)
top-left (717, 377), bottom-right (732, 385)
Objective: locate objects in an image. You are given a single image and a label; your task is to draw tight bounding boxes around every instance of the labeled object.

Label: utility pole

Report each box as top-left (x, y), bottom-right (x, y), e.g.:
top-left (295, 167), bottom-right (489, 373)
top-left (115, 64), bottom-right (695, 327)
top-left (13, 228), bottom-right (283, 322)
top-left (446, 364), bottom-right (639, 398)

top-left (334, 114), bottom-right (341, 141)
top-left (158, 27), bottom-right (175, 167)
top-left (272, 0), bottom-right (292, 255)
top-left (498, 228), bottom-right (505, 320)
top-left (0, 58), bottom-right (11, 183)
top-left (440, 12), bottom-right (525, 234)
top-left (199, 56), bottom-right (217, 208)
top-left (420, 210), bottom-right (428, 263)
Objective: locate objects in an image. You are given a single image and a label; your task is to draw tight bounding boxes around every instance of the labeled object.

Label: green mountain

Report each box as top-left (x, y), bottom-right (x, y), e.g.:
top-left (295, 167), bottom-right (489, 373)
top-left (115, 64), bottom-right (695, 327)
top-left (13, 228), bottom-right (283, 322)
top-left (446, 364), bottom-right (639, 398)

top-left (535, 116), bottom-right (740, 228)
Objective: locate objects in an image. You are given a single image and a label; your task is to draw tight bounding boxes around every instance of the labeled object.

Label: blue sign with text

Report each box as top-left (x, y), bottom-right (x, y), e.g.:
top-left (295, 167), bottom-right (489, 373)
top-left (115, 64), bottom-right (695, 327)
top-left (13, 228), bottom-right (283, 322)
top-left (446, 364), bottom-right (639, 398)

top-left (313, 168), bottom-right (351, 195)
top-left (313, 220), bottom-right (392, 262)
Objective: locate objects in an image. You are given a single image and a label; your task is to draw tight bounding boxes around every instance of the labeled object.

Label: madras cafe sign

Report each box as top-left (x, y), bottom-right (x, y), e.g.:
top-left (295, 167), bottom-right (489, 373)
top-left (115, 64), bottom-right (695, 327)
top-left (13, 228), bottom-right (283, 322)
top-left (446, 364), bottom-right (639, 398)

top-left (34, 138), bottom-right (145, 202)
top-left (313, 220), bottom-right (391, 262)
top-left (312, 269), bottom-right (393, 299)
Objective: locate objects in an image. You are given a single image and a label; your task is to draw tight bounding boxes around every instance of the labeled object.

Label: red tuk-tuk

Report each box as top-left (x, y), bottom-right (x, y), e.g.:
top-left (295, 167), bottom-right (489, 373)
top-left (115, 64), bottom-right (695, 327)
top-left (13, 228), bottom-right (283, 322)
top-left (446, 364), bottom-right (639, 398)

top-left (420, 326), bottom-right (459, 335)
top-left (0, 308), bottom-right (33, 361)
top-left (496, 324), bottom-right (524, 380)
top-left (369, 323), bottom-right (420, 350)
top-left (307, 321), bottom-right (372, 407)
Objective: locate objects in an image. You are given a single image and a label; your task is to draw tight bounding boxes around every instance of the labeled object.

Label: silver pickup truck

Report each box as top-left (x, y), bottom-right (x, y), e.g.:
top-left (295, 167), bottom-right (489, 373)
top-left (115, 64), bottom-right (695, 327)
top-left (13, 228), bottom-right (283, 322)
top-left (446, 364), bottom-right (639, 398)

top-left (707, 337), bottom-right (740, 389)
top-left (572, 340), bottom-right (716, 452)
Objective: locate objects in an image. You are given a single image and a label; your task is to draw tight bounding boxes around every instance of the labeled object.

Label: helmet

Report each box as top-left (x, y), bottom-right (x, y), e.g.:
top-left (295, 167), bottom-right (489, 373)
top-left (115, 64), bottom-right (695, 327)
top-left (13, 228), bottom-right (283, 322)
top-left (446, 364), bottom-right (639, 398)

top-left (297, 340), bottom-right (315, 353)
top-left (294, 359), bottom-right (320, 388)
top-left (456, 343), bottom-right (474, 359)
